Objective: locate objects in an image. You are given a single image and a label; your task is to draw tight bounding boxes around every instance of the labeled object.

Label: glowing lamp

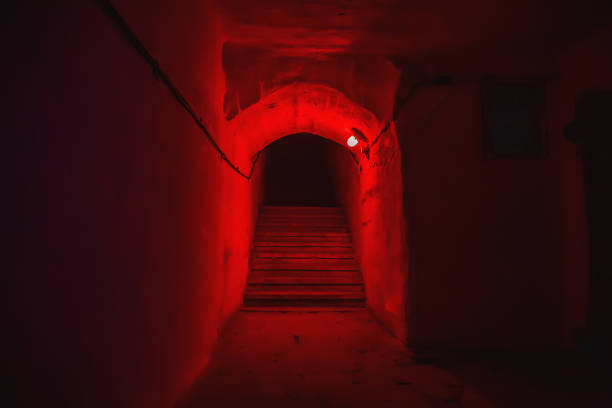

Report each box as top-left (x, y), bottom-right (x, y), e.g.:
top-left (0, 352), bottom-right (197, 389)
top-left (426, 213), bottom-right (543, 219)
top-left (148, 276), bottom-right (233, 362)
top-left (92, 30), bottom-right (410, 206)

top-left (347, 135), bottom-right (358, 147)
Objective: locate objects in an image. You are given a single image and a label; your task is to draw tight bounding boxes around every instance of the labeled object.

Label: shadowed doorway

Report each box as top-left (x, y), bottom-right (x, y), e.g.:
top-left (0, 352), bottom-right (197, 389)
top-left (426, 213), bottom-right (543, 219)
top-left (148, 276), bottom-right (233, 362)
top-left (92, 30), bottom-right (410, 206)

top-left (263, 133), bottom-right (338, 206)
top-left (245, 133), bottom-right (365, 310)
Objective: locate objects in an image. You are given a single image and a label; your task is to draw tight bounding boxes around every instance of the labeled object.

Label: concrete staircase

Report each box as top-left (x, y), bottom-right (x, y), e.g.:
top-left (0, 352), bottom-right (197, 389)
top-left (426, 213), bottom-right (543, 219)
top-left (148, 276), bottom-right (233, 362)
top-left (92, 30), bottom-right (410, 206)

top-left (244, 206), bottom-right (365, 310)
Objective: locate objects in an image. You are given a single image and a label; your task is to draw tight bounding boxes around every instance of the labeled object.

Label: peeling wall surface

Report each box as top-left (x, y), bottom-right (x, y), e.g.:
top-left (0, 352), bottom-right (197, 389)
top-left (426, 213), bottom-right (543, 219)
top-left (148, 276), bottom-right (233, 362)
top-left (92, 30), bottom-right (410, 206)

top-left (6, 0), bottom-right (612, 406)
top-left (330, 128), bottom-right (410, 339)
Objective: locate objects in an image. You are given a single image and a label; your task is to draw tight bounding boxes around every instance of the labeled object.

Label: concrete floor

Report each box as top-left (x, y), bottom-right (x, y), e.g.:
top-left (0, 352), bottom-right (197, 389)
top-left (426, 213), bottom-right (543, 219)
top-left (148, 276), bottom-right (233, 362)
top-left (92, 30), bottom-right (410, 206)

top-left (177, 311), bottom-right (611, 408)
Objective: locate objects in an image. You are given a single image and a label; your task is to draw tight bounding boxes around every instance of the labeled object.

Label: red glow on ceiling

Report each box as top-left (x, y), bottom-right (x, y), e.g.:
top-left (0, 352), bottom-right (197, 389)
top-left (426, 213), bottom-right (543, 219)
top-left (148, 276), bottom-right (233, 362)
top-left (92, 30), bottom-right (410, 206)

top-left (226, 82), bottom-right (384, 166)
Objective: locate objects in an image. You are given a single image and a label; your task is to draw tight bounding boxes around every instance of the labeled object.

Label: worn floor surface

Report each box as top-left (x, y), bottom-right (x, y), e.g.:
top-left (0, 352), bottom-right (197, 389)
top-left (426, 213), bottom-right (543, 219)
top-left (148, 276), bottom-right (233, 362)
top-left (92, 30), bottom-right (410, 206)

top-left (178, 311), bottom-right (611, 408)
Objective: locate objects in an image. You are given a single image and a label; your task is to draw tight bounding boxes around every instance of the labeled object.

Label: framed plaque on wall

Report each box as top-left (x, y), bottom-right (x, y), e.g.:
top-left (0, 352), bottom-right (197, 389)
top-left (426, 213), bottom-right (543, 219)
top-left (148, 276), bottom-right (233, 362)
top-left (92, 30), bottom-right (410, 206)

top-left (481, 78), bottom-right (547, 159)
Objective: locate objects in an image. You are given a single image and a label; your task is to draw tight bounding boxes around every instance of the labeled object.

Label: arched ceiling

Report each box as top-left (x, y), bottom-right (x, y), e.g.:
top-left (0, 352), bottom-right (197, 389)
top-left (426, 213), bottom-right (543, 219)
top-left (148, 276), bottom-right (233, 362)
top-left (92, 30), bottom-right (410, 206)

top-left (227, 82), bottom-right (384, 162)
top-left (215, 0), bottom-right (611, 168)
top-left (218, 0), bottom-right (611, 117)
top-left (222, 44), bottom-right (400, 121)
top-left (218, 0), bottom-right (611, 58)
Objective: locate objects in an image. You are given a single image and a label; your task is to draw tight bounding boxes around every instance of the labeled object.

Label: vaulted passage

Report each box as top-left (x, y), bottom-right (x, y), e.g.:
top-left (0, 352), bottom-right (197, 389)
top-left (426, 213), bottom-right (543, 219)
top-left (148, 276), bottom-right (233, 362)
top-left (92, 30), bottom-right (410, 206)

top-left (245, 134), bottom-right (366, 310)
top-left (8, 1), bottom-right (612, 407)
top-left (262, 134), bottom-right (338, 207)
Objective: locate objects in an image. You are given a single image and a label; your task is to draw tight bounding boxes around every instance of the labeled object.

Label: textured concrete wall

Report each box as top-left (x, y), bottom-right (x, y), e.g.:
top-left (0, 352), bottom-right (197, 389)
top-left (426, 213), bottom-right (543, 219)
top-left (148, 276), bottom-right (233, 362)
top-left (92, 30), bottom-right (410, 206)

top-left (332, 127), bottom-right (410, 341)
top-left (7, 1), bottom-right (262, 406)
top-left (397, 84), bottom-right (565, 347)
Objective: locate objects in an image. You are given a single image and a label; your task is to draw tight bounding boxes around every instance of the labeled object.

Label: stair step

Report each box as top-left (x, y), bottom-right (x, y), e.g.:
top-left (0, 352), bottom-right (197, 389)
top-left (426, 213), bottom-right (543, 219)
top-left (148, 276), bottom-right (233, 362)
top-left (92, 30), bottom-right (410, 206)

top-left (260, 214), bottom-right (345, 220)
top-left (262, 206), bottom-right (343, 214)
top-left (255, 234), bottom-right (351, 243)
top-left (245, 284), bottom-right (365, 299)
top-left (245, 206), bottom-right (363, 311)
top-left (255, 240), bottom-right (352, 247)
top-left (256, 230), bottom-right (350, 236)
top-left (252, 259), bottom-right (359, 271)
top-left (245, 283), bottom-right (364, 292)
top-left (258, 223), bottom-right (347, 229)
top-left (248, 277), bottom-right (362, 284)
top-left (248, 270), bottom-right (362, 284)
top-left (254, 250), bottom-right (354, 259)
top-left (243, 299), bottom-right (366, 308)
top-left (260, 213), bottom-right (345, 220)
top-left (259, 219), bottom-right (346, 227)
top-left (257, 227), bottom-right (349, 234)
top-left (255, 246), bottom-right (353, 258)
top-left (249, 270), bottom-right (361, 277)
top-left (255, 241), bottom-right (353, 248)
top-left (242, 306), bottom-right (366, 312)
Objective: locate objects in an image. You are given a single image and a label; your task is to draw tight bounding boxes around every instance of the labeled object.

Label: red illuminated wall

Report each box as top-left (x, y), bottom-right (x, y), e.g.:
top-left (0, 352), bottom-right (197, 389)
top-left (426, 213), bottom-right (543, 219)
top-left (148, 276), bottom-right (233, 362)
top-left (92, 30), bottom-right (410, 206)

top-left (7, 0), bottom-right (611, 404)
top-left (7, 1), bottom-right (261, 406)
top-left (227, 82), bottom-right (411, 340)
top-left (7, 1), bottom-right (411, 404)
top-left (219, 32), bottom-right (412, 338)
top-left (332, 128), bottom-right (410, 340)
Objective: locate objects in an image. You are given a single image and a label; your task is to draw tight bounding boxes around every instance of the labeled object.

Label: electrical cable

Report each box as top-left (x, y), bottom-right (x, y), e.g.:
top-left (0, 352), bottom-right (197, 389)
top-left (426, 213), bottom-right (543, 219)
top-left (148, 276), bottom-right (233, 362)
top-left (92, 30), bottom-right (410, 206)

top-left (96, 0), bottom-right (258, 180)
top-left (370, 75), bottom-right (453, 148)
top-left (97, 0), bottom-right (452, 175)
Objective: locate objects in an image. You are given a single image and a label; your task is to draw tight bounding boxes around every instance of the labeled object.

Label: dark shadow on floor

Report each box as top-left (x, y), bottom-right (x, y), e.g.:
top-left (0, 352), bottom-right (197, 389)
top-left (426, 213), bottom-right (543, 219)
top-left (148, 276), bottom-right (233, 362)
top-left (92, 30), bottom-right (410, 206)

top-left (177, 311), bottom-right (612, 408)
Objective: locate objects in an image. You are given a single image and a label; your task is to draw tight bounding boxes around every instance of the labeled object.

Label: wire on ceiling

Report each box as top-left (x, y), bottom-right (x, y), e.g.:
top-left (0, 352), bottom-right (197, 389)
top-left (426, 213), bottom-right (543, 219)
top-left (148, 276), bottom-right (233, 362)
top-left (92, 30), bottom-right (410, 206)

top-left (96, 0), bottom-right (260, 180)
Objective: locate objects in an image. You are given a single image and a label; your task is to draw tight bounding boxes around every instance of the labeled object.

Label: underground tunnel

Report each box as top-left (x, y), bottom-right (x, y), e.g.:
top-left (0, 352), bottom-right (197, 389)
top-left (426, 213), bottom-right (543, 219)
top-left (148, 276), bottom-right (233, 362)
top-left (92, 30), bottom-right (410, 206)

top-left (6, 0), bottom-right (612, 407)
top-left (262, 134), bottom-right (340, 207)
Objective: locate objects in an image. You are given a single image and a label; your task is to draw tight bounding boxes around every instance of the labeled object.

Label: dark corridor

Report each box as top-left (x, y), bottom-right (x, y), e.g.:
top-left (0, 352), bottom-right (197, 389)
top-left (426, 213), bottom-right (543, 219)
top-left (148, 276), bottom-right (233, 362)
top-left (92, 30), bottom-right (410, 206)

top-left (263, 134), bottom-right (338, 206)
top-left (571, 90), bottom-right (612, 353)
top-left (7, 1), bottom-right (612, 407)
